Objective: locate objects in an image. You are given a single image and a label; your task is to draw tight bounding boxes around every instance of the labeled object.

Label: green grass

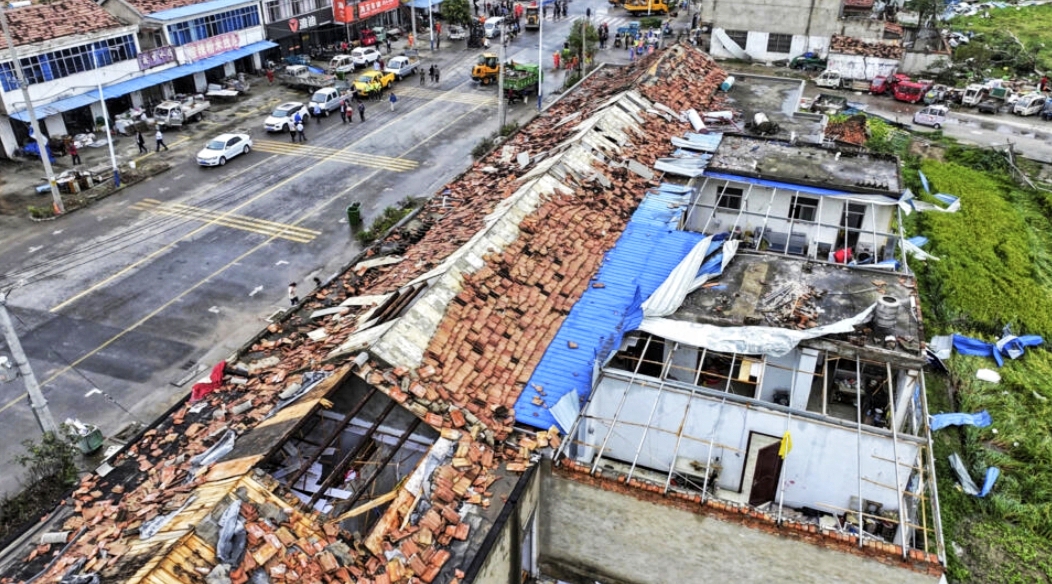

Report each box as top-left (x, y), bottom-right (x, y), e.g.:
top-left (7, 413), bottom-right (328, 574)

top-left (908, 155), bottom-right (1052, 582)
top-left (950, 3), bottom-right (1052, 77)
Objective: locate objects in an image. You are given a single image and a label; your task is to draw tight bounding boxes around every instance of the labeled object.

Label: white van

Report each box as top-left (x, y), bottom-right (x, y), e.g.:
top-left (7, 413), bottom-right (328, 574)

top-left (913, 105), bottom-right (948, 129)
top-left (1013, 93), bottom-right (1047, 116)
top-left (484, 16), bottom-right (504, 38)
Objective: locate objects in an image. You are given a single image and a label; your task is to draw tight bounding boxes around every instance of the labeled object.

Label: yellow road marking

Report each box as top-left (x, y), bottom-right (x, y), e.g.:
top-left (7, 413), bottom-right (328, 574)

top-left (131, 199), bottom-right (320, 243)
top-left (0, 103), bottom-right (486, 417)
top-left (252, 140), bottom-right (419, 171)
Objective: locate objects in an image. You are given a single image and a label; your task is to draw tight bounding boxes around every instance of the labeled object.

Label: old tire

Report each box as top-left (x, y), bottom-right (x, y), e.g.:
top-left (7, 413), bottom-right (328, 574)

top-left (933, 123), bottom-right (941, 129)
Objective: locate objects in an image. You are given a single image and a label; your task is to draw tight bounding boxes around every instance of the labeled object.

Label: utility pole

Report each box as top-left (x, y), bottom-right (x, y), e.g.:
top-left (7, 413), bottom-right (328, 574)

top-left (92, 52), bottom-right (121, 188)
top-left (427, 0), bottom-right (435, 51)
top-left (580, 17), bottom-right (586, 73)
top-left (498, 23), bottom-right (506, 129)
top-left (537, 0), bottom-right (543, 111)
top-left (0, 292), bottom-right (59, 435)
top-left (0, 4), bottom-right (65, 215)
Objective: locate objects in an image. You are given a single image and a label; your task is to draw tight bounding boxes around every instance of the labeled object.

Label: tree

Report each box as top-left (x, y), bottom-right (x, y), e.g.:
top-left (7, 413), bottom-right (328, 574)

top-left (443, 0), bottom-right (472, 25)
top-left (565, 19), bottom-right (599, 71)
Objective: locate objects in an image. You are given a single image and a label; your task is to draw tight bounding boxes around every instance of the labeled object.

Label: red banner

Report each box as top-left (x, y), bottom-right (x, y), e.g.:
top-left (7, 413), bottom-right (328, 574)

top-left (357, 0), bottom-right (399, 20)
top-left (333, 0), bottom-right (355, 23)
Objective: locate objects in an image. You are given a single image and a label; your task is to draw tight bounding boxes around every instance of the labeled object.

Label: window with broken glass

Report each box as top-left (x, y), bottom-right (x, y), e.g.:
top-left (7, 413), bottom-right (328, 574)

top-left (790, 196), bottom-right (819, 222)
top-left (716, 186), bottom-right (744, 211)
top-left (724, 30), bottom-right (749, 49)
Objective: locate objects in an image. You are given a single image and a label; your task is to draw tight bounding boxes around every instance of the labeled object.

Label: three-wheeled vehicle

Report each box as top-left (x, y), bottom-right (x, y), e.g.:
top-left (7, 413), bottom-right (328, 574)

top-left (913, 105), bottom-right (948, 129)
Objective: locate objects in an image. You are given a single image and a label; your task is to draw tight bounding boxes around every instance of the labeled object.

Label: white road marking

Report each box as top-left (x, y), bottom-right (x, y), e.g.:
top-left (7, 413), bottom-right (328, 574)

top-left (249, 285), bottom-right (263, 297)
top-left (172, 174), bottom-right (185, 181)
top-left (275, 260), bottom-right (289, 266)
top-left (208, 306), bottom-right (220, 313)
top-left (28, 246), bottom-right (43, 253)
top-left (85, 388), bottom-right (101, 397)
top-left (53, 230), bottom-right (63, 235)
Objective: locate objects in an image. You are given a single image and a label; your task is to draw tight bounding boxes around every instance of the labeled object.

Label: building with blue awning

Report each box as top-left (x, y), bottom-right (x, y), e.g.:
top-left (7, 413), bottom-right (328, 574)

top-left (1, 0), bottom-right (272, 158)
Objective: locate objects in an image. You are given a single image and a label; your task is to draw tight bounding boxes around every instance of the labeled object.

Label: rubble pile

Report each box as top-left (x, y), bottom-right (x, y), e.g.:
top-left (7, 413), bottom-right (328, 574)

top-left (760, 282), bottom-right (824, 329)
top-left (2, 44), bottom-right (729, 584)
top-left (825, 114), bottom-right (868, 146)
top-left (830, 35), bottom-right (905, 59)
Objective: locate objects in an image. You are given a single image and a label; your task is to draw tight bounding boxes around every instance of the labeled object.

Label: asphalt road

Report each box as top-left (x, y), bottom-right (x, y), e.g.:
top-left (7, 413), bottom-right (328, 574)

top-left (0, 0), bottom-right (644, 497)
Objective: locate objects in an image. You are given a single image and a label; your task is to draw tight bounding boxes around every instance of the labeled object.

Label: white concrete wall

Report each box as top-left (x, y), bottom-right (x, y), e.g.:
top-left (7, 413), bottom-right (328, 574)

top-left (576, 374), bottom-right (918, 512)
top-left (901, 50), bottom-right (950, 75)
top-left (688, 182), bottom-right (897, 260)
top-left (827, 53), bottom-right (901, 80)
top-left (173, 27), bottom-right (265, 64)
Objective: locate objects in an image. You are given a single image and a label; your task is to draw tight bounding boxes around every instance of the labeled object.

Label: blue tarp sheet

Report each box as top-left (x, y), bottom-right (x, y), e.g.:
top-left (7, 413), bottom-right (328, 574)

top-left (514, 185), bottom-right (706, 431)
top-left (952, 332), bottom-right (1044, 367)
top-left (930, 410), bottom-right (992, 431)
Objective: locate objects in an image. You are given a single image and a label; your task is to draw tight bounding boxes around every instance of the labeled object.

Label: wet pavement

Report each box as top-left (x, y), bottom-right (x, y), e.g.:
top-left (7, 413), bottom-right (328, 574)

top-left (0, 0), bottom-right (687, 497)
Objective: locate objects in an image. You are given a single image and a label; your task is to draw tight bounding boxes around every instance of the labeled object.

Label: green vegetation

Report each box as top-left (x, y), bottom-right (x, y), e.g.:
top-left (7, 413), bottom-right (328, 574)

top-left (1, 430), bottom-right (79, 543)
top-left (949, 4), bottom-right (1052, 78)
top-left (26, 205), bottom-right (55, 220)
top-left (904, 147), bottom-right (1052, 582)
top-left (442, 0), bottom-right (471, 25)
top-left (355, 202), bottom-right (416, 244)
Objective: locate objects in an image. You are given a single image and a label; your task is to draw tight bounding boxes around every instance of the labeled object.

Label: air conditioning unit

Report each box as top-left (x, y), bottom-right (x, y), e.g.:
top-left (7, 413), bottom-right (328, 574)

top-left (855, 241), bottom-right (875, 263)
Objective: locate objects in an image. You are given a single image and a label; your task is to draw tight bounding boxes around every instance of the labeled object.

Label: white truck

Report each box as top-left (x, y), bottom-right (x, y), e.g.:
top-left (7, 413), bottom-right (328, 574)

top-left (154, 97), bottom-right (210, 129)
top-left (815, 54), bottom-right (900, 90)
top-left (384, 52), bottom-right (421, 80)
top-left (961, 83), bottom-right (985, 107)
top-left (329, 55), bottom-right (356, 75)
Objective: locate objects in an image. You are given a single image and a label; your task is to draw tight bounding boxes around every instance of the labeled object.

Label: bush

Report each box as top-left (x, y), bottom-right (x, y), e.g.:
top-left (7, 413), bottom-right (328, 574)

top-left (499, 122), bottom-right (519, 137)
top-left (27, 205), bottom-right (54, 220)
top-left (1, 429), bottom-right (79, 542)
top-left (471, 136), bottom-right (495, 159)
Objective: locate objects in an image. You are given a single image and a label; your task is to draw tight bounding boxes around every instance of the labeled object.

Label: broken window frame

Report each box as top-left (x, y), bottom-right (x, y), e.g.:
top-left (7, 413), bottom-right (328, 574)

top-left (715, 185), bottom-right (744, 211)
top-left (724, 29), bottom-right (749, 49)
top-left (789, 195), bottom-right (819, 223)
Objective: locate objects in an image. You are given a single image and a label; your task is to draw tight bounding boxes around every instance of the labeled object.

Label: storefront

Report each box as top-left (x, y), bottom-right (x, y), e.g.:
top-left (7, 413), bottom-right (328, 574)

top-left (265, 5), bottom-right (341, 56)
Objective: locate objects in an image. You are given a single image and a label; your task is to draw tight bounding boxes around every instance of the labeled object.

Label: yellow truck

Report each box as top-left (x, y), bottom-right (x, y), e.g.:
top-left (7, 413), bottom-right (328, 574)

top-left (353, 70), bottom-right (395, 97)
top-left (623, 0), bottom-right (669, 13)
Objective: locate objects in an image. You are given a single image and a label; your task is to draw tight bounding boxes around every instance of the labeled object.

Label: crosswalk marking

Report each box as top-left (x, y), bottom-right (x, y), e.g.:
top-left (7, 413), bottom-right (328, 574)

top-left (252, 140), bottom-right (419, 171)
top-left (397, 86), bottom-right (498, 106)
top-left (131, 199), bottom-right (320, 243)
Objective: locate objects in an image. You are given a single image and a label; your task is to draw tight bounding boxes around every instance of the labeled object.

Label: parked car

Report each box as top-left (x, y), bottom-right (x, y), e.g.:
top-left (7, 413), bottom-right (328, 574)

top-left (913, 105), bottom-right (948, 129)
top-left (197, 133), bottom-right (252, 166)
top-left (448, 24), bottom-right (468, 40)
top-left (308, 87), bottom-right (345, 116)
top-left (329, 54), bottom-right (355, 74)
top-left (359, 28), bottom-right (378, 46)
top-left (1013, 92), bottom-right (1047, 116)
top-left (264, 101), bottom-right (310, 132)
top-left (1041, 100), bottom-right (1052, 121)
top-left (351, 46), bottom-right (381, 67)
top-left (484, 16), bottom-right (504, 38)
top-left (976, 99), bottom-right (1000, 114)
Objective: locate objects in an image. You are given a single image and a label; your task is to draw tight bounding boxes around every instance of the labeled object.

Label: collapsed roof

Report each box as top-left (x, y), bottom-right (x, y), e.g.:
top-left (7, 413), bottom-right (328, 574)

top-left (0, 45), bottom-right (730, 584)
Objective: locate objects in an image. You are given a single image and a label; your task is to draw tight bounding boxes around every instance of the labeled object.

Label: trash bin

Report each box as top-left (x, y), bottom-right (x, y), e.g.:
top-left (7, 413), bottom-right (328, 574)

top-left (347, 202), bottom-right (362, 226)
top-left (76, 427), bottom-right (104, 454)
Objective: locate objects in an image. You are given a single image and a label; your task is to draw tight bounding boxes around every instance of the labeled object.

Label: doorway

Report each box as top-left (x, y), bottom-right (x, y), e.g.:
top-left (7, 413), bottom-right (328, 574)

top-left (739, 432), bottom-right (782, 506)
top-left (836, 203), bottom-right (866, 249)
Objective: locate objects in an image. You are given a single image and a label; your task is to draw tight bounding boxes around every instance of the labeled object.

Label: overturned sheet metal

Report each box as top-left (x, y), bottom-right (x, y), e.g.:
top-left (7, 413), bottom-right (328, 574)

top-left (672, 132), bottom-right (723, 152)
top-left (641, 235), bottom-right (735, 318)
top-left (655, 155), bottom-right (711, 177)
top-left (639, 304), bottom-right (876, 357)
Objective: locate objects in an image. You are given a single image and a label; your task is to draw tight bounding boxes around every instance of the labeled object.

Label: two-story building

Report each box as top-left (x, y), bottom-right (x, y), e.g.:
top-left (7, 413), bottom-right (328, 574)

top-left (103, 0), bottom-right (274, 96)
top-left (0, 0), bottom-right (140, 158)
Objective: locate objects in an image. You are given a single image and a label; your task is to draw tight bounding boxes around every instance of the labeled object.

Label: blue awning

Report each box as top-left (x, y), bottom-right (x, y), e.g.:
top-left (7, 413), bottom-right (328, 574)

top-left (405, 0), bottom-right (444, 8)
top-left (9, 41), bottom-right (276, 122)
top-left (148, 0), bottom-right (258, 21)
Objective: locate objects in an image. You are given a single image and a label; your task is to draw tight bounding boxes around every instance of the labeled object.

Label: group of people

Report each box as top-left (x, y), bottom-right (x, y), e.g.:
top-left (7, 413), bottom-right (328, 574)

top-left (543, 1), bottom-right (571, 20)
top-left (290, 97), bottom-right (379, 143)
top-left (418, 64), bottom-right (442, 86)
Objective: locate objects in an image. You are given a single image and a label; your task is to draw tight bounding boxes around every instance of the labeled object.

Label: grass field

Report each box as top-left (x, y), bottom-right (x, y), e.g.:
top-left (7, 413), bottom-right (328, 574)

top-left (902, 151), bottom-right (1052, 582)
top-left (949, 3), bottom-right (1052, 77)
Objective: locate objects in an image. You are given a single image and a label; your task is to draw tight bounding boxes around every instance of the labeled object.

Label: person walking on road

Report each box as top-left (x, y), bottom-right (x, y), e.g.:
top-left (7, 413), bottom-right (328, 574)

top-left (357, 100), bottom-right (366, 122)
top-left (419, 68), bottom-right (426, 86)
top-left (428, 64), bottom-right (435, 83)
top-left (385, 37), bottom-right (392, 54)
top-left (289, 121), bottom-right (298, 142)
top-left (339, 98), bottom-right (349, 123)
top-left (155, 129), bottom-right (168, 152)
top-left (434, 65), bottom-right (440, 84)
top-left (136, 131), bottom-right (148, 154)
top-left (389, 91), bottom-right (398, 111)
top-left (312, 103), bottom-right (322, 123)
top-left (68, 142), bottom-right (81, 166)
top-left (288, 282), bottom-right (299, 306)
top-left (296, 120), bottom-right (307, 142)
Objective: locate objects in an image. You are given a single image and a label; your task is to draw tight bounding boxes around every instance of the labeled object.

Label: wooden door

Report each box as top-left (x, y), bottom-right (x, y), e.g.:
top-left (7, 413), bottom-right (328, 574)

top-left (748, 442), bottom-right (783, 506)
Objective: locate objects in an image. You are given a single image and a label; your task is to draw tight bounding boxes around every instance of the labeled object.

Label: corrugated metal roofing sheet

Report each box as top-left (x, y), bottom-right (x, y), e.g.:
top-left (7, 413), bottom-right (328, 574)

top-left (515, 184), bottom-right (706, 431)
top-left (147, 0), bottom-right (256, 19)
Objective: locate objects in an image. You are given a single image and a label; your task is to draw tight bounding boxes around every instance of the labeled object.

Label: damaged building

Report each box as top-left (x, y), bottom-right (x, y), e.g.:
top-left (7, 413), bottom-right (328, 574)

top-left (0, 45), bottom-right (945, 584)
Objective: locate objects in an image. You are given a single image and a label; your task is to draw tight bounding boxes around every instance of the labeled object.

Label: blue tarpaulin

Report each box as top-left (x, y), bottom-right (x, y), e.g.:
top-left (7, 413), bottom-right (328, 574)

top-left (930, 410), bottom-right (992, 431)
top-left (952, 332), bottom-right (1044, 367)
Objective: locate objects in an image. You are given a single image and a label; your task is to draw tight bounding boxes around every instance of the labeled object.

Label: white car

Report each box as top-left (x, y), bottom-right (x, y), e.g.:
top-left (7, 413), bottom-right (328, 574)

top-left (197, 133), bottom-right (252, 167)
top-left (264, 101), bottom-right (310, 132)
top-left (351, 47), bottom-right (381, 68)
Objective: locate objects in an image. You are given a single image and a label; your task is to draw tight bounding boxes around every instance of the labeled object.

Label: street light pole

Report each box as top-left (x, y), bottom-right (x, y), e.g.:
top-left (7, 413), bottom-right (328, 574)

top-left (537, 0), bottom-right (543, 110)
top-left (0, 292), bottom-right (59, 435)
top-left (0, 4), bottom-right (65, 215)
top-left (427, 0), bottom-right (435, 51)
top-left (92, 51), bottom-right (121, 188)
top-left (498, 23), bottom-right (506, 129)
